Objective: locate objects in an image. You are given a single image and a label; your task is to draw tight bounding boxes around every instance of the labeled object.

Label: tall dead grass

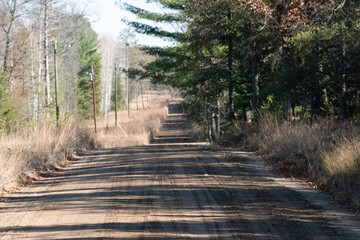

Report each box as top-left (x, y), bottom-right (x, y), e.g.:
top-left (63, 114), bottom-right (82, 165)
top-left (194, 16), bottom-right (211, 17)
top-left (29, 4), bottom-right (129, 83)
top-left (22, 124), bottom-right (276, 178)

top-left (243, 116), bottom-right (360, 211)
top-left (0, 96), bottom-right (170, 195)
top-left (94, 100), bottom-right (169, 148)
top-left (0, 117), bottom-right (94, 194)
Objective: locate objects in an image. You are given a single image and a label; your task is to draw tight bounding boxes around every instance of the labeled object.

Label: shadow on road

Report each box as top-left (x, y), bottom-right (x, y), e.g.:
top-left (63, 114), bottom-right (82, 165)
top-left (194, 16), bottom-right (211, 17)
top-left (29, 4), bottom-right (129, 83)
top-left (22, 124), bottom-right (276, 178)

top-left (0, 103), bottom-right (358, 239)
top-left (151, 103), bottom-right (193, 144)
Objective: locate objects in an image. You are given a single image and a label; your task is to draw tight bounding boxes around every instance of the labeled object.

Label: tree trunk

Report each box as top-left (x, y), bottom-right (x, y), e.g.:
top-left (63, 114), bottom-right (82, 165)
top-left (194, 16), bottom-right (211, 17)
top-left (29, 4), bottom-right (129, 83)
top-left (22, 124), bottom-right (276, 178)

top-left (3, 0), bottom-right (16, 72)
top-left (310, 94), bottom-right (314, 121)
top-left (206, 106), bottom-right (212, 142)
top-left (102, 48), bottom-right (113, 118)
top-left (310, 91), bottom-right (320, 122)
top-left (3, 24), bottom-right (13, 72)
top-left (227, 7), bottom-right (235, 121)
top-left (103, 52), bottom-right (110, 118)
top-left (38, 34), bottom-right (43, 121)
top-left (284, 95), bottom-right (291, 121)
top-left (339, 40), bottom-right (347, 118)
top-left (43, 0), bottom-right (51, 108)
top-left (215, 99), bottom-right (221, 143)
top-left (31, 45), bottom-right (38, 128)
top-left (211, 109), bottom-right (216, 143)
top-left (251, 39), bottom-right (260, 119)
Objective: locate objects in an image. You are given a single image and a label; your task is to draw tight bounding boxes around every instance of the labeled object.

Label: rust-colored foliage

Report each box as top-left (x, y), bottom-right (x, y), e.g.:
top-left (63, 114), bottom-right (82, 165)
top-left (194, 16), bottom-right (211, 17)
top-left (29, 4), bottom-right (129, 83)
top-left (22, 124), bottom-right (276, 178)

top-left (8, 25), bottom-right (29, 83)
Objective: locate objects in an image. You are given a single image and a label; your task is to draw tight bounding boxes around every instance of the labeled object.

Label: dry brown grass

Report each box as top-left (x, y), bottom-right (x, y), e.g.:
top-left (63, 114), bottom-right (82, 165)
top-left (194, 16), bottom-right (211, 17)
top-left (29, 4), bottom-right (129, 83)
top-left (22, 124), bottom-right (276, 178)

top-left (0, 117), bottom-right (94, 194)
top-left (240, 116), bottom-right (360, 212)
top-left (0, 94), bottom-right (170, 196)
top-left (92, 98), bottom-right (169, 148)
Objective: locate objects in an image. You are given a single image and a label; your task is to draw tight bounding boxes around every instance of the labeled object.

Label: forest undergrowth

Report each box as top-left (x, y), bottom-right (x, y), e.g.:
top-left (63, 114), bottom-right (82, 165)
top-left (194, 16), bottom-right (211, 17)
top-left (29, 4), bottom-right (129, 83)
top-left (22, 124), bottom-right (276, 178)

top-left (224, 116), bottom-right (360, 213)
top-left (0, 99), bottom-right (169, 196)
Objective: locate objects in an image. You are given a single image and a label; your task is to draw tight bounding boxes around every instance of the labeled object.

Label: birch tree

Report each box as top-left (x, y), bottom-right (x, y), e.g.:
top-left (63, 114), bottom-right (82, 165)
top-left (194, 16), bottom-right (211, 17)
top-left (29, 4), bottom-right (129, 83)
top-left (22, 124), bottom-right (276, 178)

top-left (99, 37), bottom-right (115, 117)
top-left (38, 0), bottom-right (52, 107)
top-left (57, 13), bottom-right (85, 114)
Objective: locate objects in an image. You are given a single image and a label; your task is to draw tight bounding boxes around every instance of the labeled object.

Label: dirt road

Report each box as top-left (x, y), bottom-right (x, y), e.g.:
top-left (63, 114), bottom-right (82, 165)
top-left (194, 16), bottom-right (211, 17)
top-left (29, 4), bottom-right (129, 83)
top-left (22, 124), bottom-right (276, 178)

top-left (0, 103), bottom-right (359, 239)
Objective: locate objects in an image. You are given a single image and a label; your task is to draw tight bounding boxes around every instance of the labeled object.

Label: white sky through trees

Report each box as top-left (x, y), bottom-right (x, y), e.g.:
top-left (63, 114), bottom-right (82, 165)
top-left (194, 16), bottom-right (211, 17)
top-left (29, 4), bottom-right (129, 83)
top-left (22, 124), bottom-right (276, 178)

top-left (69, 0), bottom-right (176, 47)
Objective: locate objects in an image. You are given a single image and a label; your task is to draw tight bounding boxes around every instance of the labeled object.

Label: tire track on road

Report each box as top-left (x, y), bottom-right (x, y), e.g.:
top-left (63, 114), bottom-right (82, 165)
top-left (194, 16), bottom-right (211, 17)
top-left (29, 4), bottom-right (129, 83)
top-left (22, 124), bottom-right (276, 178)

top-left (0, 102), bottom-right (359, 239)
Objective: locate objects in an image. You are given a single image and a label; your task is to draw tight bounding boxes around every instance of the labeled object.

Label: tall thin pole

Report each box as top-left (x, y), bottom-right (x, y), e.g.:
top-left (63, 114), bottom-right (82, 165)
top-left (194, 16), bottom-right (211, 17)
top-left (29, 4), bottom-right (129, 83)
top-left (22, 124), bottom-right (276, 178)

top-left (91, 65), bottom-right (97, 134)
top-left (136, 81), bottom-right (139, 111)
top-left (54, 40), bottom-right (59, 127)
top-left (140, 80), bottom-right (145, 109)
top-left (125, 43), bottom-right (130, 117)
top-left (114, 65), bottom-right (118, 127)
top-left (216, 99), bottom-right (220, 142)
top-left (147, 82), bottom-right (149, 109)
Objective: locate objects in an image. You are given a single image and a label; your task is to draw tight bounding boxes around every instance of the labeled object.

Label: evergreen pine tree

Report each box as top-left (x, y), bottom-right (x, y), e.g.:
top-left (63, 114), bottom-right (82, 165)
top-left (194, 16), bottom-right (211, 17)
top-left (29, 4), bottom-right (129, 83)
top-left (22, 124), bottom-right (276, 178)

top-left (77, 25), bottom-right (102, 119)
top-left (111, 73), bottom-right (124, 111)
top-left (0, 71), bottom-right (18, 133)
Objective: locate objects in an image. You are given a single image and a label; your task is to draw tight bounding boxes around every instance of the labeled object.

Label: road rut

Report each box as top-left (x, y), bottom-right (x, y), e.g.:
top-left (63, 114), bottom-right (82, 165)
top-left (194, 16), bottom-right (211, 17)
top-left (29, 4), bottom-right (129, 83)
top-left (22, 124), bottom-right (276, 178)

top-left (0, 103), bottom-right (359, 239)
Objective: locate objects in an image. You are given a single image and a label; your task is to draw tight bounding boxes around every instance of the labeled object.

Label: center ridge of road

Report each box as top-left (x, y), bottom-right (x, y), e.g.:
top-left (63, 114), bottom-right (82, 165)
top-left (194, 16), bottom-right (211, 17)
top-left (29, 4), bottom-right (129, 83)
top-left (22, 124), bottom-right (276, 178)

top-left (0, 102), bottom-right (359, 239)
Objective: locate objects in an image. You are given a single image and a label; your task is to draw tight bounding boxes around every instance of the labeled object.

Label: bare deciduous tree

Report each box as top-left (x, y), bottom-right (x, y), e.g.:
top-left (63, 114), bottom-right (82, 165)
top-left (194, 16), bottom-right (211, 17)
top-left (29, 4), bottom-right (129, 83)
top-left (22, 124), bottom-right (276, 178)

top-left (0, 0), bottom-right (32, 72)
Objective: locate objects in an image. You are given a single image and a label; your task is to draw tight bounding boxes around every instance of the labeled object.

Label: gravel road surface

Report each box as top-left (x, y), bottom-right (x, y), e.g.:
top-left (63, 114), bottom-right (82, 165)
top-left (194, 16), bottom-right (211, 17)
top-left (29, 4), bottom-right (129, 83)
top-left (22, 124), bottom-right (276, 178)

top-left (0, 103), bottom-right (359, 239)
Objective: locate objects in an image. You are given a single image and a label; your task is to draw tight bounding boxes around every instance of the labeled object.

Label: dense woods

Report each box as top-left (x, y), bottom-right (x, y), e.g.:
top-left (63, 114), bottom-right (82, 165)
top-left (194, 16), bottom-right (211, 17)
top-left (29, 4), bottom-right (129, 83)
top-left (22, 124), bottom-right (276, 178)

top-left (121, 0), bottom-right (360, 211)
top-left (122, 0), bottom-right (360, 138)
top-left (0, 1), bottom-right (96, 131)
top-left (0, 1), bottom-right (153, 132)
